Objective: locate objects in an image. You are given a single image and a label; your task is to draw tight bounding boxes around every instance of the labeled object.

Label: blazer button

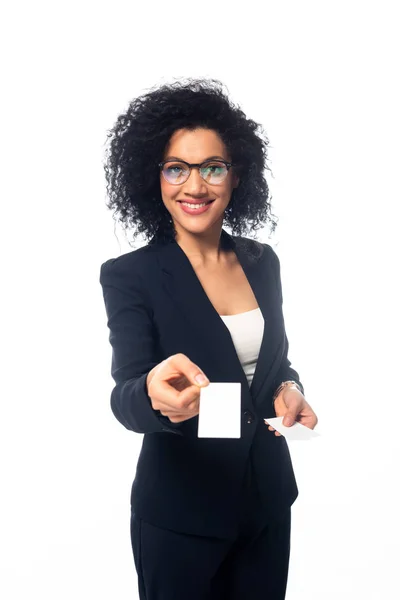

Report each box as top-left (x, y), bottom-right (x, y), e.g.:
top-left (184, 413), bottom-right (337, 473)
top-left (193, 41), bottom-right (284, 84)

top-left (243, 410), bottom-right (255, 424)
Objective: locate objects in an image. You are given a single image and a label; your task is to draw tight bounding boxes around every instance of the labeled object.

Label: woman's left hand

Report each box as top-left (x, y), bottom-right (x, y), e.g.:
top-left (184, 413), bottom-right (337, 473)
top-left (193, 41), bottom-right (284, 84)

top-left (267, 387), bottom-right (318, 436)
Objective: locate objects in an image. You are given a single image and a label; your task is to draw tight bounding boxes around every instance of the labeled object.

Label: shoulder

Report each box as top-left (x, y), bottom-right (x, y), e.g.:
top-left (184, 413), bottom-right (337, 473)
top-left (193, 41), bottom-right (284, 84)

top-left (262, 241), bottom-right (279, 262)
top-left (233, 233), bottom-right (278, 265)
top-left (99, 243), bottom-right (158, 285)
top-left (261, 242), bottom-right (281, 280)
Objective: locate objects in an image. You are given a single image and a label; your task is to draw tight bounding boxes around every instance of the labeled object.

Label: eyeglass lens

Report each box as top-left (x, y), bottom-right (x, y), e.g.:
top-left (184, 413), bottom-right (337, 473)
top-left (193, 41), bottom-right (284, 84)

top-left (162, 161), bottom-right (228, 185)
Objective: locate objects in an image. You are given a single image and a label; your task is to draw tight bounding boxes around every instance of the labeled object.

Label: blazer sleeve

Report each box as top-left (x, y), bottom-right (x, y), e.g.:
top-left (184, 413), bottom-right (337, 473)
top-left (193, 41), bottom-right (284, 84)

top-left (99, 257), bottom-right (183, 435)
top-left (264, 244), bottom-right (305, 397)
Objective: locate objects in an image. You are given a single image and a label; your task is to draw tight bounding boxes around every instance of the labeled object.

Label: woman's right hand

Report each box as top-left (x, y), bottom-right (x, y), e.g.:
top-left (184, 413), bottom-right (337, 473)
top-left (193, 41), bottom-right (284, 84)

top-left (146, 353), bottom-right (210, 423)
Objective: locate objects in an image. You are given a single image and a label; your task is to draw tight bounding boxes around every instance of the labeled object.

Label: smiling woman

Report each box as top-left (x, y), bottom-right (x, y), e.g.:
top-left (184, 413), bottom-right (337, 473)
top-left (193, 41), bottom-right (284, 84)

top-left (100, 77), bottom-right (317, 600)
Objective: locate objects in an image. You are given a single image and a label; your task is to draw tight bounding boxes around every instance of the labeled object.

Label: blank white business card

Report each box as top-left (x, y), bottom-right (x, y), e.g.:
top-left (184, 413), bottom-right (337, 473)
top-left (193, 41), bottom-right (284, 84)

top-left (264, 416), bottom-right (321, 440)
top-left (198, 382), bottom-right (241, 438)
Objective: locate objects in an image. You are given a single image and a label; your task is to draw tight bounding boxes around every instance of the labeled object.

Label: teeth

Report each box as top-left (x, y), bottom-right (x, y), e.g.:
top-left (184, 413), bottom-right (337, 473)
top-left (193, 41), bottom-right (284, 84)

top-left (181, 202), bottom-right (208, 208)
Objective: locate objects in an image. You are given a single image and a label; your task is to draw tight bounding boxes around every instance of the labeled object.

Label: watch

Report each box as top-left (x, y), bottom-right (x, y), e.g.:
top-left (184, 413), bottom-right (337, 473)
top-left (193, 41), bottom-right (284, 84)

top-left (272, 380), bottom-right (302, 402)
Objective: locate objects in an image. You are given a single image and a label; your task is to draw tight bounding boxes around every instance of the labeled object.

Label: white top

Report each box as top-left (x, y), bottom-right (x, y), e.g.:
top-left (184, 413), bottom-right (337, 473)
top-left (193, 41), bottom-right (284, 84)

top-left (219, 307), bottom-right (264, 387)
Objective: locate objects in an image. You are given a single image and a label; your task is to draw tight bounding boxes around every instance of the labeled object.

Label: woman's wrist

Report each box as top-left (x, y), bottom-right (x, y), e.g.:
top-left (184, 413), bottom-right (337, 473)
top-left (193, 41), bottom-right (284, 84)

top-left (273, 380), bottom-right (302, 402)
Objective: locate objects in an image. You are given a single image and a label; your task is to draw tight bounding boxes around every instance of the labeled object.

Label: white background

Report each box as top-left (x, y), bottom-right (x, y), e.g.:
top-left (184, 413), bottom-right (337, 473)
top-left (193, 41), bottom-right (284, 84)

top-left (1, 1), bottom-right (399, 598)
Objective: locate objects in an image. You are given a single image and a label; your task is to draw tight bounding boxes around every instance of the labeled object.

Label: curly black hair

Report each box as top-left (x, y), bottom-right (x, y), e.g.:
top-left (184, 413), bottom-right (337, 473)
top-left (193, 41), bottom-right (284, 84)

top-left (103, 77), bottom-right (277, 245)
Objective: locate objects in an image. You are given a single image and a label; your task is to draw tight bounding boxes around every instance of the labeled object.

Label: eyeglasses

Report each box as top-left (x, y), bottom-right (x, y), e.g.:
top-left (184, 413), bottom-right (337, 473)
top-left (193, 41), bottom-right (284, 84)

top-left (159, 159), bottom-right (234, 185)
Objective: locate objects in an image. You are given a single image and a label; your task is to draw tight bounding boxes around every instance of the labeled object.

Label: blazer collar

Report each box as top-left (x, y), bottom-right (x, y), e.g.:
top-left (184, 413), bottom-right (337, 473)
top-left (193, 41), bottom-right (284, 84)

top-left (156, 229), bottom-right (283, 402)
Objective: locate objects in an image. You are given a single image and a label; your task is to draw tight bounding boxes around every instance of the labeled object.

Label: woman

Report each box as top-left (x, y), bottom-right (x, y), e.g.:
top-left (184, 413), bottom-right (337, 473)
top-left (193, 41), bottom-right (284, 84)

top-left (100, 78), bottom-right (318, 600)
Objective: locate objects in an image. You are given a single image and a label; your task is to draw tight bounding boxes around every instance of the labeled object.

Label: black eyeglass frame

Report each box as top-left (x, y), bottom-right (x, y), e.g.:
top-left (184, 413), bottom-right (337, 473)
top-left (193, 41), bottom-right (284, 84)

top-left (158, 159), bottom-right (235, 185)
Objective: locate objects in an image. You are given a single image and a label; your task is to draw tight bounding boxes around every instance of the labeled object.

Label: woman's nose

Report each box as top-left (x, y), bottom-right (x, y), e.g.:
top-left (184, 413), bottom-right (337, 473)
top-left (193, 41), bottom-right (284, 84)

top-left (184, 168), bottom-right (208, 194)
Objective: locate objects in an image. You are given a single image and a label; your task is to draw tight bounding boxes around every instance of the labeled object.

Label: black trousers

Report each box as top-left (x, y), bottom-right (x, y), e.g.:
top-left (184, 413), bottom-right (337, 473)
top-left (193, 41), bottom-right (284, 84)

top-left (130, 457), bottom-right (292, 600)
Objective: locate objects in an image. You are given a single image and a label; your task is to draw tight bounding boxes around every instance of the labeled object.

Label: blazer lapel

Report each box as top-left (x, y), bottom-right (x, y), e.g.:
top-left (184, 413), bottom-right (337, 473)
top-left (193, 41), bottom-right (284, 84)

top-left (156, 229), bottom-right (284, 404)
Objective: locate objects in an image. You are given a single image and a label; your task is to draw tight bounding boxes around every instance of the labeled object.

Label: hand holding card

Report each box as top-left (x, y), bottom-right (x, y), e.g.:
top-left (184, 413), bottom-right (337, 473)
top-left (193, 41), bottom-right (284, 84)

top-left (264, 417), bottom-right (321, 440)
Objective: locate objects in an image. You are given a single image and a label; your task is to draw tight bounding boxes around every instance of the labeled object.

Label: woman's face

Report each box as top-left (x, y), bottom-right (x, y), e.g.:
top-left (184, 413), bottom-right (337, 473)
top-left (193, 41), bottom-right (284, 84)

top-left (160, 128), bottom-right (239, 238)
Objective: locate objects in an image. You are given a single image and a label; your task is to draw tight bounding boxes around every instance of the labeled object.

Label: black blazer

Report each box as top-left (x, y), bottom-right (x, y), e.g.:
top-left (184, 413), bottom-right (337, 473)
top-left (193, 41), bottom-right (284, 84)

top-left (99, 228), bottom-right (304, 540)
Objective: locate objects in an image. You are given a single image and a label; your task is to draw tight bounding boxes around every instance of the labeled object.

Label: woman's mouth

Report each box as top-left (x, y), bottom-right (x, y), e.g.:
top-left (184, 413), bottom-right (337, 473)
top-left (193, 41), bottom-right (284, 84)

top-left (177, 200), bottom-right (215, 215)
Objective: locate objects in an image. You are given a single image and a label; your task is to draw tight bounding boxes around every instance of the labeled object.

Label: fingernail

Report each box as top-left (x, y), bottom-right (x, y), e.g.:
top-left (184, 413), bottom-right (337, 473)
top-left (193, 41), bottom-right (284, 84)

top-left (283, 417), bottom-right (294, 426)
top-left (195, 374), bottom-right (208, 384)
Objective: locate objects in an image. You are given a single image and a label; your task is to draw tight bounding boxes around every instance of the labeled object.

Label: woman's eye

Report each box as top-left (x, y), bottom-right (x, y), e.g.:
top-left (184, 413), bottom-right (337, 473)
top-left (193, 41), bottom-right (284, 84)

top-left (166, 164), bottom-right (185, 174)
top-left (204, 164), bottom-right (224, 173)
top-left (207, 162), bottom-right (224, 168)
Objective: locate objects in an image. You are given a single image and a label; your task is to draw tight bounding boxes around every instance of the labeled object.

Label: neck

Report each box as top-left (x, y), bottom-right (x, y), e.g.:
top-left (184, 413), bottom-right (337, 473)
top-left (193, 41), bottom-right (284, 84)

top-left (174, 223), bottom-right (229, 267)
